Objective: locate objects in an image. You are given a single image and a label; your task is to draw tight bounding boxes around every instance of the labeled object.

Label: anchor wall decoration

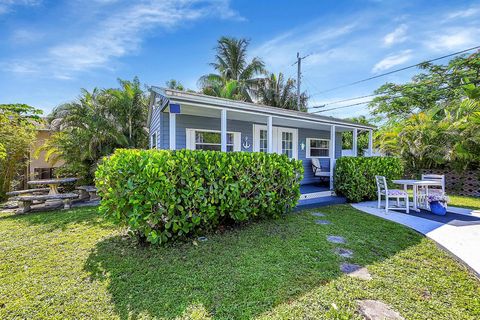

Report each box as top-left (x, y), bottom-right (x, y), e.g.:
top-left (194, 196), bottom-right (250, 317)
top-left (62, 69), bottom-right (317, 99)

top-left (242, 136), bottom-right (251, 150)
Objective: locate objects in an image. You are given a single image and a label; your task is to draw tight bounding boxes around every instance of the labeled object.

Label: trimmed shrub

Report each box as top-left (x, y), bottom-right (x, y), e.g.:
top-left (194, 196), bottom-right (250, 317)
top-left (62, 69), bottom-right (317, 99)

top-left (334, 157), bottom-right (404, 203)
top-left (95, 149), bottom-right (303, 244)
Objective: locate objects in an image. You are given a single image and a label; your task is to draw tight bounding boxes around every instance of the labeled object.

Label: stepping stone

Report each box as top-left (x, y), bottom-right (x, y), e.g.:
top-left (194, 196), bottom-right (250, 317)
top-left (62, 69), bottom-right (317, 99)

top-left (340, 263), bottom-right (372, 280)
top-left (311, 212), bottom-right (325, 217)
top-left (357, 300), bottom-right (404, 320)
top-left (327, 235), bottom-right (346, 244)
top-left (315, 220), bottom-right (331, 225)
top-left (334, 248), bottom-right (353, 258)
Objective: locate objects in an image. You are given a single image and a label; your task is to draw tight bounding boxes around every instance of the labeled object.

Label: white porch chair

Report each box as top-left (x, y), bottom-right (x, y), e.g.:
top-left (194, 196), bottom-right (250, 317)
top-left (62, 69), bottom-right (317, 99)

top-left (375, 176), bottom-right (409, 213)
top-left (418, 174), bottom-right (445, 209)
top-left (311, 158), bottom-right (329, 181)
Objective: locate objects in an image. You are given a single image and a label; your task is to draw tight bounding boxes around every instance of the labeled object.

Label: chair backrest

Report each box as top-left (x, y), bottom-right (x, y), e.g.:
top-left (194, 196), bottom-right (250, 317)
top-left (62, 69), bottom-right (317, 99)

top-left (421, 174), bottom-right (445, 192)
top-left (375, 175), bottom-right (388, 193)
top-left (311, 158), bottom-right (321, 171)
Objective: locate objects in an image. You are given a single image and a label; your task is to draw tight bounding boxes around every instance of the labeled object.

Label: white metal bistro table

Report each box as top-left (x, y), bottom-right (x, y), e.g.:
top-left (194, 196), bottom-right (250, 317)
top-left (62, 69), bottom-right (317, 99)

top-left (27, 177), bottom-right (78, 195)
top-left (392, 179), bottom-right (443, 212)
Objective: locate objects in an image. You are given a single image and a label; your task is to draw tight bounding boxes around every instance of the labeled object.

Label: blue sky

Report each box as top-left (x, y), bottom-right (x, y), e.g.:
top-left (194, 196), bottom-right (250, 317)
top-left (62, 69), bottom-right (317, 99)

top-left (1, 0), bottom-right (479, 118)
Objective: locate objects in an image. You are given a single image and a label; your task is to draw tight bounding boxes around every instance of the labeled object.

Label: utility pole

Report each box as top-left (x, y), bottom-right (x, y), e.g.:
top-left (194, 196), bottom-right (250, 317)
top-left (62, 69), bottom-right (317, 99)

top-left (293, 52), bottom-right (309, 111)
top-left (296, 52), bottom-right (301, 111)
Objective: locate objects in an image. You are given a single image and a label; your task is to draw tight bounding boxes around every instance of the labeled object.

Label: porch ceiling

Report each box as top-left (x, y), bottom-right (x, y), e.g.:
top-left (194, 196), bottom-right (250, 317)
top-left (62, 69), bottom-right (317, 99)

top-left (177, 103), bottom-right (354, 132)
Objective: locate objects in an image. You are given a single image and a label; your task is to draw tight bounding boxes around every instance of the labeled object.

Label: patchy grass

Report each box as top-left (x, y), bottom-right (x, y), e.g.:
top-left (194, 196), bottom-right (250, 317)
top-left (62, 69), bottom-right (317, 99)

top-left (0, 205), bottom-right (479, 319)
top-left (449, 195), bottom-right (480, 210)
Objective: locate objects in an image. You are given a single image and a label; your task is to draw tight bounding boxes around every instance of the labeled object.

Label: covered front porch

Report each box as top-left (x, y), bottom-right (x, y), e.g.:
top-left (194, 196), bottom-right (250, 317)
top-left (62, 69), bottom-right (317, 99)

top-left (150, 88), bottom-right (375, 198)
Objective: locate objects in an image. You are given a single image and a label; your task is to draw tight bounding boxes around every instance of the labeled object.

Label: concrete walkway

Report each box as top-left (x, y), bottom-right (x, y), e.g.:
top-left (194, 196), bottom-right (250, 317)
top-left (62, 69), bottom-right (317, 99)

top-left (352, 201), bottom-right (480, 277)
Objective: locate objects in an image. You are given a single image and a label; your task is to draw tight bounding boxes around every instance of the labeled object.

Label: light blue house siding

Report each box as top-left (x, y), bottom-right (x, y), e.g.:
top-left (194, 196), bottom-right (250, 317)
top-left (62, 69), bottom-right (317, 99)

top-left (149, 112), bottom-right (342, 185)
top-left (149, 105), bottom-right (162, 148)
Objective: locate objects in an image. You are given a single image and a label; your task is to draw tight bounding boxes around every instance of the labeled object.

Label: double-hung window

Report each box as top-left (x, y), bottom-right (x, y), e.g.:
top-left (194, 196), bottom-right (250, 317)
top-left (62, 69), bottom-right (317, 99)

top-left (186, 129), bottom-right (241, 151)
top-left (306, 138), bottom-right (330, 158)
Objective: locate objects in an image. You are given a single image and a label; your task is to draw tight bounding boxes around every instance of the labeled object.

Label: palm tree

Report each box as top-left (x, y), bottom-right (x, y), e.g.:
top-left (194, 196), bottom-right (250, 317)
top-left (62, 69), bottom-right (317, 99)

top-left (43, 78), bottom-right (149, 183)
top-left (198, 37), bottom-right (265, 102)
top-left (46, 88), bottom-right (126, 180)
top-left (255, 73), bottom-right (307, 111)
top-left (165, 79), bottom-right (185, 91)
top-left (104, 77), bottom-right (148, 148)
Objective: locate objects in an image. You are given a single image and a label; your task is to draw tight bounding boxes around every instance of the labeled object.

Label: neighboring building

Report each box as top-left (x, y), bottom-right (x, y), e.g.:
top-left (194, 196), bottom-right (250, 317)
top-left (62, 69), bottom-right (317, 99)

top-left (27, 122), bottom-right (64, 180)
top-left (147, 87), bottom-right (375, 202)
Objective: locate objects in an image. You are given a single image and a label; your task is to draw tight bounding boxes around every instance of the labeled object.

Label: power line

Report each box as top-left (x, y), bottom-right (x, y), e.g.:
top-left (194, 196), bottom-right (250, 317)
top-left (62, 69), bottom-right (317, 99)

top-left (310, 80), bottom-right (479, 114)
top-left (310, 45), bottom-right (480, 95)
top-left (310, 79), bottom-right (446, 109)
top-left (309, 93), bottom-right (378, 109)
top-left (311, 100), bottom-right (372, 113)
top-left (310, 54), bottom-right (480, 109)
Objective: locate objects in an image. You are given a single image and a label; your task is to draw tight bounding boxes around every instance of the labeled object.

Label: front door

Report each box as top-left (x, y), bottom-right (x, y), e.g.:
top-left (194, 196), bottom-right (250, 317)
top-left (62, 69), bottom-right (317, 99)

top-left (253, 124), bottom-right (298, 159)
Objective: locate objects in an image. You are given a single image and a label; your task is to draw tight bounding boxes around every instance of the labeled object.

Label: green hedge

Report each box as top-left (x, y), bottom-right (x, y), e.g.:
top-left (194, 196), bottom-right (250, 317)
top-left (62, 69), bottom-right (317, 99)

top-left (334, 157), bottom-right (404, 203)
top-left (95, 149), bottom-right (303, 244)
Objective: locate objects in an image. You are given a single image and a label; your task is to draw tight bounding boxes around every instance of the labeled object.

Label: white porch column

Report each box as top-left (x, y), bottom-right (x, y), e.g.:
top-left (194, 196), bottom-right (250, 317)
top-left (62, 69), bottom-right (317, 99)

top-left (330, 125), bottom-right (336, 190)
top-left (368, 129), bottom-right (373, 156)
top-left (221, 108), bottom-right (227, 152)
top-left (352, 128), bottom-right (358, 157)
top-left (267, 116), bottom-right (273, 153)
top-left (169, 113), bottom-right (176, 150)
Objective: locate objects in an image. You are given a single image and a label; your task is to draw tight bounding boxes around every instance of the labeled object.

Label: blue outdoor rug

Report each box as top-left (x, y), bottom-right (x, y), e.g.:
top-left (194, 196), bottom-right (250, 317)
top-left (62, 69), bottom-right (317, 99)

top-left (392, 208), bottom-right (480, 227)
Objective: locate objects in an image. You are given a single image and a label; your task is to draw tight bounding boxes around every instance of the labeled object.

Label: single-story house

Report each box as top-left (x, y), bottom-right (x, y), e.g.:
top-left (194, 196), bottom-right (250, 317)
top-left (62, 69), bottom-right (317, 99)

top-left (147, 87), bottom-right (375, 203)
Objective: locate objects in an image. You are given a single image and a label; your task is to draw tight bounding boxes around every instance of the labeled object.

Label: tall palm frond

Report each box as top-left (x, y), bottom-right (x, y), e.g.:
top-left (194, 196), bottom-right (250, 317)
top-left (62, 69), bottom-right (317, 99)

top-left (255, 72), bottom-right (307, 111)
top-left (199, 36), bottom-right (265, 102)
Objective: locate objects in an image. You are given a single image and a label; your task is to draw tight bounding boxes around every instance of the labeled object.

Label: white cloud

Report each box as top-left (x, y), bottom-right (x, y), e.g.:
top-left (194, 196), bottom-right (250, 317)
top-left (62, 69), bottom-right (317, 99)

top-left (372, 50), bottom-right (412, 73)
top-left (0, 0), bottom-right (40, 15)
top-left (7, 61), bottom-right (40, 74)
top-left (425, 28), bottom-right (480, 52)
top-left (10, 29), bottom-right (44, 44)
top-left (446, 7), bottom-right (480, 20)
top-left (383, 24), bottom-right (407, 47)
top-left (6, 0), bottom-right (242, 79)
top-left (252, 23), bottom-right (357, 71)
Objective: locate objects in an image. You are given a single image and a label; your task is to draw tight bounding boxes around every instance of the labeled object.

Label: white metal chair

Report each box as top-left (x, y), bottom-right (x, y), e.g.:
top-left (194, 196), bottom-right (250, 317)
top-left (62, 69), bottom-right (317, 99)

top-left (418, 174), bottom-right (445, 209)
top-left (375, 176), bottom-right (409, 213)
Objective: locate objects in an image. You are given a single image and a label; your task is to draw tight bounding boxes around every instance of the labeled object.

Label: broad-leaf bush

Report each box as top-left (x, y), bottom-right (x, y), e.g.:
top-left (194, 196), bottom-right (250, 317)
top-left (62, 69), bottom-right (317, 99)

top-left (95, 149), bottom-right (303, 244)
top-left (334, 157), bottom-right (403, 203)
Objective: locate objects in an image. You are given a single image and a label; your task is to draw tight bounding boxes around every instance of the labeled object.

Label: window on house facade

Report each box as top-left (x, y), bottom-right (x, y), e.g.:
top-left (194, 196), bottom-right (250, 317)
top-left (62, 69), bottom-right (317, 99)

top-left (186, 129), bottom-right (241, 151)
top-left (151, 132), bottom-right (158, 149)
top-left (259, 129), bottom-right (268, 152)
top-left (281, 131), bottom-right (294, 158)
top-left (306, 138), bottom-right (330, 158)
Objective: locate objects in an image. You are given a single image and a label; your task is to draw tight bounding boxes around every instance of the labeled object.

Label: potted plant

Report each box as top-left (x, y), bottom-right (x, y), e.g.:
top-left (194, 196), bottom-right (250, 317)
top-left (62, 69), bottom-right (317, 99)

top-left (427, 194), bottom-right (449, 215)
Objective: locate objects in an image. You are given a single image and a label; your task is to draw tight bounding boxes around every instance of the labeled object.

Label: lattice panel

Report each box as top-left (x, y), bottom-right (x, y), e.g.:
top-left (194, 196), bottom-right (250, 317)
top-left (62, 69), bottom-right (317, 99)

top-left (421, 169), bottom-right (480, 197)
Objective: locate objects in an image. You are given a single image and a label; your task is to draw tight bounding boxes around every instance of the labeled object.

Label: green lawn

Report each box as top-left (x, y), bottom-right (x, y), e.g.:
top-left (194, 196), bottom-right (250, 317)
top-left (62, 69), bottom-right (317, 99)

top-left (0, 205), bottom-right (479, 319)
top-left (449, 195), bottom-right (480, 210)
top-left (404, 190), bottom-right (480, 210)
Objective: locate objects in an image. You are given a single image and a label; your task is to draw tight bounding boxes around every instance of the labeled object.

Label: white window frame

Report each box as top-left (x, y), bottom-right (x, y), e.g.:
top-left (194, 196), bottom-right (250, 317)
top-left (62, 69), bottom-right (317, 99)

top-left (185, 128), bottom-right (241, 152)
top-left (151, 131), bottom-right (158, 149)
top-left (253, 124), bottom-right (298, 159)
top-left (306, 138), bottom-right (330, 158)
top-left (253, 124), bottom-right (269, 153)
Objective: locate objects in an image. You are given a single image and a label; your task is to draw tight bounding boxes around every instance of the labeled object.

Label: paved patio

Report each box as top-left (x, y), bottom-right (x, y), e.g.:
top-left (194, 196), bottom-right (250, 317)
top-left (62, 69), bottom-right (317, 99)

top-left (352, 201), bottom-right (480, 277)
